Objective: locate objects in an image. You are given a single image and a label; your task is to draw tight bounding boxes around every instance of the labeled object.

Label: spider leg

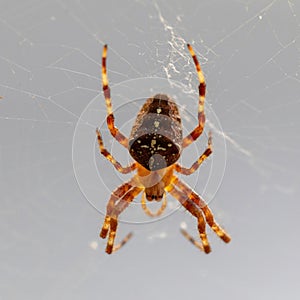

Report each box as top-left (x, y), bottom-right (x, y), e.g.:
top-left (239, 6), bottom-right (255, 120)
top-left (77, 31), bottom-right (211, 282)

top-left (182, 44), bottom-right (206, 148)
top-left (96, 128), bottom-right (136, 174)
top-left (100, 180), bottom-right (143, 254)
top-left (100, 180), bottom-right (134, 239)
top-left (174, 177), bottom-right (231, 243)
top-left (106, 187), bottom-right (143, 254)
top-left (180, 228), bottom-right (204, 251)
top-left (141, 192), bottom-right (167, 217)
top-left (165, 183), bottom-right (211, 253)
top-left (175, 131), bottom-right (212, 175)
top-left (102, 44), bottom-right (128, 148)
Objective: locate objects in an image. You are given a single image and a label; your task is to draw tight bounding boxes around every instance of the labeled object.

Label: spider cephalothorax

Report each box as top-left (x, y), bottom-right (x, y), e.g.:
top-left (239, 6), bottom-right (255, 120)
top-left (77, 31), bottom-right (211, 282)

top-left (96, 44), bottom-right (231, 254)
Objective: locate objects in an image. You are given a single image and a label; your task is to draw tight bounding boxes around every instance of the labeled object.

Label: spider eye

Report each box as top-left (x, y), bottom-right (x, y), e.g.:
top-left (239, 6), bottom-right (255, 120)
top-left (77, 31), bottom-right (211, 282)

top-left (145, 193), bottom-right (164, 201)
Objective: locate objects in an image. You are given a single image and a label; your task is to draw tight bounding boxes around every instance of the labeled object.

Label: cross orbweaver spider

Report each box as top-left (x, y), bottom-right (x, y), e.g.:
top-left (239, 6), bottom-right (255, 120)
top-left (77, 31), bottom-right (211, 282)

top-left (97, 44), bottom-right (231, 254)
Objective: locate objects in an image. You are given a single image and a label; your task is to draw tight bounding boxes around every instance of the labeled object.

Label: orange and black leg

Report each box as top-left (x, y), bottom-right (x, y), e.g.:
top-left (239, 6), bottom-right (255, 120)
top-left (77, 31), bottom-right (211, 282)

top-left (183, 44), bottom-right (207, 148)
top-left (175, 131), bottom-right (212, 175)
top-left (100, 184), bottom-right (143, 254)
top-left (100, 180), bottom-right (134, 240)
top-left (102, 44), bottom-right (128, 148)
top-left (96, 128), bottom-right (136, 174)
top-left (174, 177), bottom-right (231, 244)
top-left (165, 183), bottom-right (211, 253)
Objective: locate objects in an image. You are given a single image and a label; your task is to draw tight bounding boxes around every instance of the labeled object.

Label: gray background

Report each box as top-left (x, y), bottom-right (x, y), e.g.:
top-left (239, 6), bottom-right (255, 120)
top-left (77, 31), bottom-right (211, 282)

top-left (1, 0), bottom-right (300, 299)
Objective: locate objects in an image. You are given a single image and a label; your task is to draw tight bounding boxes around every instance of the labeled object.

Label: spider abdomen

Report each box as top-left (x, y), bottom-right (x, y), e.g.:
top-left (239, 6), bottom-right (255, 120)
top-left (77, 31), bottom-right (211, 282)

top-left (129, 94), bottom-right (182, 171)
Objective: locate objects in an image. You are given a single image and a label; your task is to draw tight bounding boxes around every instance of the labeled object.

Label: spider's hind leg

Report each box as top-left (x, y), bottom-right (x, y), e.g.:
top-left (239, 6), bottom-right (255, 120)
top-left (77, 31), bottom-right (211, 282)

top-left (101, 44), bottom-right (129, 148)
top-left (96, 128), bottom-right (136, 174)
top-left (175, 131), bottom-right (212, 175)
top-left (182, 44), bottom-right (207, 148)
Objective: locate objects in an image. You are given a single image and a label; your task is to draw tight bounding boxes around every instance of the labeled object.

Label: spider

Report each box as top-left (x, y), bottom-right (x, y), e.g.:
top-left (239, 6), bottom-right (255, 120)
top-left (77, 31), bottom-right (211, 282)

top-left (96, 43), bottom-right (231, 254)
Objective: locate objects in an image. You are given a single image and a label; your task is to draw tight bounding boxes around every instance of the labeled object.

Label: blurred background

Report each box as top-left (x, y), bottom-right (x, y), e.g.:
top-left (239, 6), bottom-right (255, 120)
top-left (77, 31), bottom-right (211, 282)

top-left (1, 0), bottom-right (299, 299)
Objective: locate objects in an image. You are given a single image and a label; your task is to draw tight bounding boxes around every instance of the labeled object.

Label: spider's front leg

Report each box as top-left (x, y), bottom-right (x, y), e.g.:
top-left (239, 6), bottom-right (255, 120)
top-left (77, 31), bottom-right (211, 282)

top-left (100, 180), bottom-right (133, 239)
top-left (100, 181), bottom-right (143, 254)
top-left (165, 182), bottom-right (211, 253)
top-left (96, 128), bottom-right (136, 174)
top-left (174, 177), bottom-right (231, 244)
top-left (166, 175), bottom-right (231, 253)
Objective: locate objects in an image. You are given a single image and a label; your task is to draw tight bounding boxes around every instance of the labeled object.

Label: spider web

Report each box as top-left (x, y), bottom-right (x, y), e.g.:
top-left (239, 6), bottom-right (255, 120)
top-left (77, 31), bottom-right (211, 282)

top-left (1, 0), bottom-right (299, 298)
